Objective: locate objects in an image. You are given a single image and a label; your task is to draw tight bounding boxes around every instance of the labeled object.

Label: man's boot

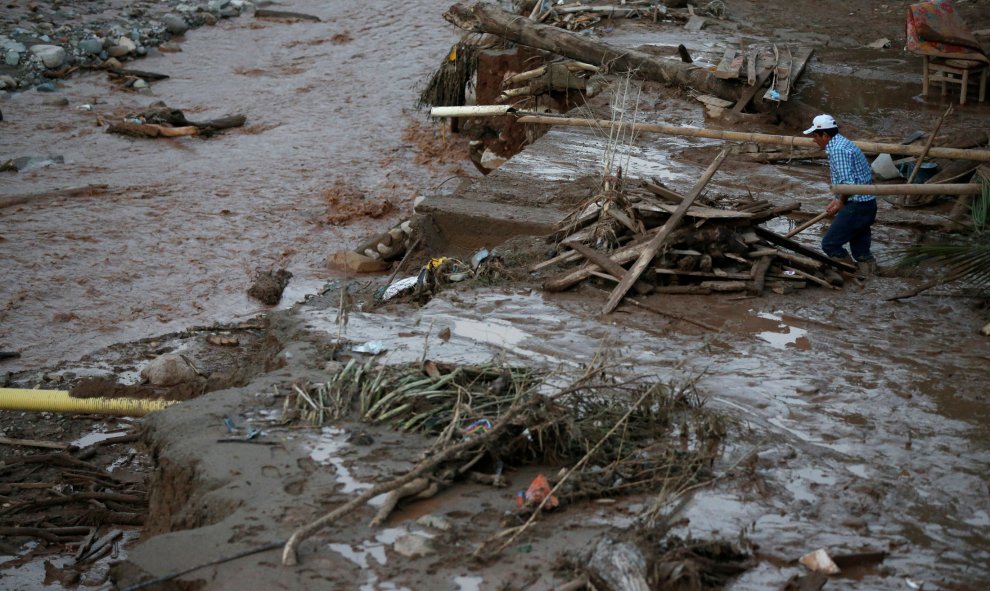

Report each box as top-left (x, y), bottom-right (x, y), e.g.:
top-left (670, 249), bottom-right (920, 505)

top-left (856, 258), bottom-right (877, 278)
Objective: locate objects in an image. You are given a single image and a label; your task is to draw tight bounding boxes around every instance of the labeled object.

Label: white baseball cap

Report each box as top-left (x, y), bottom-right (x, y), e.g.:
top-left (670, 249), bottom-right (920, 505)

top-left (803, 114), bottom-right (838, 134)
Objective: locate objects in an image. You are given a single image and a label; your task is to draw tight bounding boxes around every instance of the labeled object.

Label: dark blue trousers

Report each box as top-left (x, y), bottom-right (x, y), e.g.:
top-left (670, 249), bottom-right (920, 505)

top-left (822, 199), bottom-right (877, 261)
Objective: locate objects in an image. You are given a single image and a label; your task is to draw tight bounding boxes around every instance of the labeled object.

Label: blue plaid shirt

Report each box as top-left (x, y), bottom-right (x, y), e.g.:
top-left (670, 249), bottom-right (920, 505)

top-left (826, 134), bottom-right (875, 202)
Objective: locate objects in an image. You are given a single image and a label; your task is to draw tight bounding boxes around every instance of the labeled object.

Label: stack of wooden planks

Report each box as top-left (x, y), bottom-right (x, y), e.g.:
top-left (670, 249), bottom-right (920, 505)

top-left (534, 153), bottom-right (858, 307)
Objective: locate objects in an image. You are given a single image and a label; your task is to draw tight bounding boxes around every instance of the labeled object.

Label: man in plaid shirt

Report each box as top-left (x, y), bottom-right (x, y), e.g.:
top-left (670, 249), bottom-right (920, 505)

top-left (804, 114), bottom-right (878, 276)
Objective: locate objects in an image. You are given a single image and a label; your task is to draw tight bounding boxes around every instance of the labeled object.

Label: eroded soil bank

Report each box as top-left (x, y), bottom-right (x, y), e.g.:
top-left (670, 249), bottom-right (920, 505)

top-left (2, 1), bottom-right (990, 590)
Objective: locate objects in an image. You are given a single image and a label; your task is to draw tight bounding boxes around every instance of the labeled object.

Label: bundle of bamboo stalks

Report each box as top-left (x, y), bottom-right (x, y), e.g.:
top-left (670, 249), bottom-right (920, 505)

top-left (534, 168), bottom-right (858, 303)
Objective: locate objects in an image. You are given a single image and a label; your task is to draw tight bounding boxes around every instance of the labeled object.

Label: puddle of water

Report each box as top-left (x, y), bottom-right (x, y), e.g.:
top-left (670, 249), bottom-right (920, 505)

top-left (327, 526), bottom-right (410, 591)
top-left (305, 426), bottom-right (373, 498)
top-left (753, 311), bottom-right (810, 350)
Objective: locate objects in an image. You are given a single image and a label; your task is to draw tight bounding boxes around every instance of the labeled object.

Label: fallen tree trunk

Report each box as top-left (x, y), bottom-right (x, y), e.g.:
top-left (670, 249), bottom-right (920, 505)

top-left (444, 2), bottom-right (738, 97)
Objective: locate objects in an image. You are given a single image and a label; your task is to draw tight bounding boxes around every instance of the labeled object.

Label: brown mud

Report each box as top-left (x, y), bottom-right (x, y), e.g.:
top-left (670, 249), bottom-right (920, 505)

top-left (2, 1), bottom-right (990, 590)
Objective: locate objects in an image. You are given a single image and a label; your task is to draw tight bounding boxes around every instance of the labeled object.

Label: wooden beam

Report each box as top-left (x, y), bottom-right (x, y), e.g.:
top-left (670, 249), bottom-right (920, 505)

top-left (831, 183), bottom-right (981, 195)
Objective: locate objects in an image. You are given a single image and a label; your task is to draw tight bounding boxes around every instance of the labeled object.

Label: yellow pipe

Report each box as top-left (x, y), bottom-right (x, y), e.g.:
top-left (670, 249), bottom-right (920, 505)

top-left (0, 388), bottom-right (178, 417)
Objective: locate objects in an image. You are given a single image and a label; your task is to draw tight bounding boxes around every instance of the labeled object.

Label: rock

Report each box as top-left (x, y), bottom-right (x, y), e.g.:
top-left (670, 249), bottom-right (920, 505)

top-left (4, 50), bottom-right (20, 67)
top-left (29, 44), bottom-right (65, 68)
top-left (107, 45), bottom-right (130, 58)
top-left (416, 514), bottom-right (453, 531)
top-left (140, 353), bottom-right (201, 386)
top-left (327, 251), bottom-right (389, 274)
top-left (0, 75), bottom-right (16, 89)
top-left (35, 82), bottom-right (56, 92)
top-left (116, 36), bottom-right (137, 53)
top-left (208, 0), bottom-right (232, 10)
top-left (247, 268), bottom-right (292, 305)
top-left (161, 14), bottom-right (190, 35)
top-left (132, 79), bottom-right (148, 89)
top-left (392, 534), bottom-right (436, 558)
top-left (982, 321), bottom-right (990, 336)
top-left (79, 37), bottom-right (103, 55)
top-left (104, 57), bottom-right (123, 68)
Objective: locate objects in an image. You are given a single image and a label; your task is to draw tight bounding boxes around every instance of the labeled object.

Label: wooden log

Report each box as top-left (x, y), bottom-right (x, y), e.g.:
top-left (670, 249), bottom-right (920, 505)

top-left (587, 539), bottom-right (651, 591)
top-left (543, 229), bottom-right (660, 291)
top-left (750, 255), bottom-right (774, 295)
top-left (514, 115), bottom-right (990, 161)
top-left (714, 48), bottom-right (739, 79)
top-left (0, 437), bottom-right (70, 450)
top-left (700, 280), bottom-right (748, 292)
top-left (107, 121), bottom-right (161, 138)
top-left (444, 3), bottom-right (741, 99)
top-left (755, 227), bottom-right (857, 272)
top-left (643, 181), bottom-right (687, 203)
top-left (832, 183), bottom-right (981, 195)
top-left (254, 9), bottom-right (321, 21)
top-left (108, 68), bottom-right (170, 80)
top-left (602, 149), bottom-right (729, 314)
top-left (563, 241), bottom-right (628, 280)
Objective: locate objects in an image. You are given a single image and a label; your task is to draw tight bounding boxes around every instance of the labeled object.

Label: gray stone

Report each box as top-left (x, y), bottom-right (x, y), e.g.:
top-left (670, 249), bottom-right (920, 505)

top-left (4, 50), bottom-right (19, 67)
top-left (140, 353), bottom-right (202, 386)
top-left (0, 75), bottom-right (16, 89)
top-left (29, 44), bottom-right (66, 68)
top-left (35, 82), bottom-right (56, 92)
top-left (415, 514), bottom-right (453, 531)
top-left (116, 36), bottom-right (136, 53)
top-left (107, 45), bottom-right (130, 58)
top-left (392, 534), bottom-right (436, 558)
top-left (132, 79), bottom-right (148, 89)
top-left (79, 38), bottom-right (103, 55)
top-left (208, 0), bottom-right (231, 10)
top-left (161, 14), bottom-right (190, 36)
top-left (1, 40), bottom-right (26, 53)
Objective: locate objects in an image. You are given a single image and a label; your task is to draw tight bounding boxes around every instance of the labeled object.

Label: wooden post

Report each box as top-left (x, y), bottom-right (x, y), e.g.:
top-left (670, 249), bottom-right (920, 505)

top-left (601, 149), bottom-right (729, 315)
top-left (784, 211), bottom-right (829, 238)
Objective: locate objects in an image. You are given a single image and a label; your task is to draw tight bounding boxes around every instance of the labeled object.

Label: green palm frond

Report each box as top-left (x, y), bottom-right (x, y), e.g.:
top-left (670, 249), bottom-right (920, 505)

top-left (896, 174), bottom-right (990, 291)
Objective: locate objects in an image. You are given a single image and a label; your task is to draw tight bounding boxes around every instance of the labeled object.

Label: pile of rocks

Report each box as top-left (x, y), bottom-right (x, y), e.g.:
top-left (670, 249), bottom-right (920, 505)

top-left (0, 0), bottom-right (254, 92)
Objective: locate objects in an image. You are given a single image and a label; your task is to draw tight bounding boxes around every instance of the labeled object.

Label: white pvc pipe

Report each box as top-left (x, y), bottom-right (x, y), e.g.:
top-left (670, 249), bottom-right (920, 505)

top-left (430, 105), bottom-right (515, 118)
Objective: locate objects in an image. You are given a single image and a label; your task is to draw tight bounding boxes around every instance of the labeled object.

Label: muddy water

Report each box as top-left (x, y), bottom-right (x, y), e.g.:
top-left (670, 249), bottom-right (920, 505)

top-left (0, 0), bottom-right (470, 372)
top-left (300, 281), bottom-right (990, 587)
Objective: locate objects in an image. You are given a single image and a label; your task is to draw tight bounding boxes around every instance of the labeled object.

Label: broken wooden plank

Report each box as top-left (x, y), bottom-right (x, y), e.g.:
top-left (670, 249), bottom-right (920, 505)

top-left (602, 149), bottom-right (729, 314)
top-left (633, 201), bottom-right (754, 219)
top-left (715, 49), bottom-right (744, 80)
top-left (732, 65), bottom-right (774, 114)
top-left (746, 47), bottom-right (759, 85)
top-left (783, 46), bottom-right (814, 101)
top-left (764, 45), bottom-right (792, 101)
top-left (684, 15), bottom-right (705, 32)
top-left (564, 241), bottom-right (628, 280)
top-left (714, 48), bottom-right (738, 79)
top-left (750, 255), bottom-right (774, 295)
top-left (644, 181), bottom-right (687, 203)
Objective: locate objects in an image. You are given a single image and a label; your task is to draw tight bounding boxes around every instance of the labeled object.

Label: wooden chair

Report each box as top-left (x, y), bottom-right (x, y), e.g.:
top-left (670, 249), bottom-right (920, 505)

top-left (922, 55), bottom-right (988, 104)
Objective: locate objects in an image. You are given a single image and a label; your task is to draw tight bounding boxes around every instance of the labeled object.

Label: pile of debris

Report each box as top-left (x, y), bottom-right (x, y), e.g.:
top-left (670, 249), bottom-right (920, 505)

top-left (534, 151), bottom-right (857, 309)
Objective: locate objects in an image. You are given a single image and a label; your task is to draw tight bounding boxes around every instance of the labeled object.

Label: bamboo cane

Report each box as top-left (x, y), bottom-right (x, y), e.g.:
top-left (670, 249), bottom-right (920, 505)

top-left (831, 183), bottom-right (981, 195)
top-left (512, 115), bottom-right (990, 162)
top-left (784, 211), bottom-right (829, 238)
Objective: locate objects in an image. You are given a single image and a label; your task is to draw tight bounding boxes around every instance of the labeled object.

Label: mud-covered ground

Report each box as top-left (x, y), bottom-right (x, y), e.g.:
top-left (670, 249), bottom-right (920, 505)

top-left (2, 1), bottom-right (990, 590)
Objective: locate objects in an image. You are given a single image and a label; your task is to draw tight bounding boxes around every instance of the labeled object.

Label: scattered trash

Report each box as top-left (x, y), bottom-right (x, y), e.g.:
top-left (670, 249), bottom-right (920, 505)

top-left (462, 418), bottom-right (492, 437)
top-left (222, 416), bottom-right (238, 433)
top-left (352, 341), bottom-right (386, 355)
top-left (905, 577), bottom-right (925, 590)
top-left (799, 548), bottom-right (840, 575)
top-left (871, 153), bottom-right (903, 180)
top-left (516, 473), bottom-right (559, 509)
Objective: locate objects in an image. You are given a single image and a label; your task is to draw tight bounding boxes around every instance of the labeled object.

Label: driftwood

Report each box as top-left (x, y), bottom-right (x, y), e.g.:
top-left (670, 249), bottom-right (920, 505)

top-left (602, 149), bottom-right (728, 314)
top-left (587, 539), bottom-right (651, 591)
top-left (281, 394), bottom-right (539, 565)
top-left (108, 68), bottom-right (170, 81)
top-left (444, 3), bottom-right (740, 98)
top-left (254, 9), bottom-right (321, 22)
